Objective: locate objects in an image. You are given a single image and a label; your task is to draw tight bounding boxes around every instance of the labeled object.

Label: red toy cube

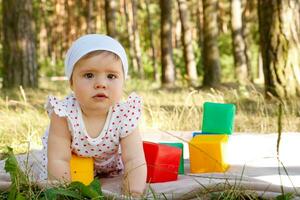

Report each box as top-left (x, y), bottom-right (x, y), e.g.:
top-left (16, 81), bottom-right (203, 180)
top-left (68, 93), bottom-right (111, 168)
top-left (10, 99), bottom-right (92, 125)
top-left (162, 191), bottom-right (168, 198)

top-left (143, 141), bottom-right (182, 183)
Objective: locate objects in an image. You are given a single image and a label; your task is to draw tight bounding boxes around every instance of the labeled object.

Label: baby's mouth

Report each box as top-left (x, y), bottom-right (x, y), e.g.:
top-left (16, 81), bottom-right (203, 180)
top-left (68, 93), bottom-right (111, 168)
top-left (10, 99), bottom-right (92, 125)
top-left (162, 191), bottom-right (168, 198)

top-left (93, 93), bottom-right (108, 100)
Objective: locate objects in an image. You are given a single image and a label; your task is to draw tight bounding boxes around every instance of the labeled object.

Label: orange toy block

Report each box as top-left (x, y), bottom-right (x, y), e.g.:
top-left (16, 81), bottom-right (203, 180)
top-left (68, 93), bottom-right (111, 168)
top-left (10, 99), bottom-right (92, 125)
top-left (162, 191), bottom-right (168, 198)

top-left (70, 154), bottom-right (94, 185)
top-left (189, 134), bottom-right (229, 173)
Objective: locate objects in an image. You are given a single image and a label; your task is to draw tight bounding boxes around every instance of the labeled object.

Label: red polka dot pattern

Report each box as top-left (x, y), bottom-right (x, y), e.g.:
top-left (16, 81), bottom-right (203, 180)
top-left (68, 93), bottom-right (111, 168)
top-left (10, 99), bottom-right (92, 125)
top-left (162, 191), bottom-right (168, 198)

top-left (40, 92), bottom-right (142, 180)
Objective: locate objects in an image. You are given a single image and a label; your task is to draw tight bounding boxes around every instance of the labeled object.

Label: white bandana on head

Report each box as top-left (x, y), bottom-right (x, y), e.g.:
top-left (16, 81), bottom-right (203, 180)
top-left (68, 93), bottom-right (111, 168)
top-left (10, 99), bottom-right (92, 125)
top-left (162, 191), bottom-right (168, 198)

top-left (64, 34), bottom-right (128, 80)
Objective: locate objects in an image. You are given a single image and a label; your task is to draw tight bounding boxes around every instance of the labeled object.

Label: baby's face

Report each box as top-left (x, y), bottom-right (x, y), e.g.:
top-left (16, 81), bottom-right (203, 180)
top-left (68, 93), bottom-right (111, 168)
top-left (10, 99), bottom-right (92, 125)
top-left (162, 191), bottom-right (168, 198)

top-left (71, 52), bottom-right (124, 113)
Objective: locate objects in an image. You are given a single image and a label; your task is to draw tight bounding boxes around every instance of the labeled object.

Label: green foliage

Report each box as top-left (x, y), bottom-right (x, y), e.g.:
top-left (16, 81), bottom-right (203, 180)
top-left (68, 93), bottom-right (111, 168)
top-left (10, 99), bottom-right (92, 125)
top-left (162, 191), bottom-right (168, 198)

top-left (38, 58), bottom-right (65, 77)
top-left (1, 147), bottom-right (104, 199)
top-left (218, 33), bottom-right (235, 82)
top-left (275, 193), bottom-right (295, 200)
top-left (173, 48), bottom-right (185, 78)
top-left (2, 147), bottom-right (38, 199)
top-left (141, 53), bottom-right (157, 79)
top-left (4, 147), bottom-right (27, 184)
top-left (43, 180), bottom-right (104, 200)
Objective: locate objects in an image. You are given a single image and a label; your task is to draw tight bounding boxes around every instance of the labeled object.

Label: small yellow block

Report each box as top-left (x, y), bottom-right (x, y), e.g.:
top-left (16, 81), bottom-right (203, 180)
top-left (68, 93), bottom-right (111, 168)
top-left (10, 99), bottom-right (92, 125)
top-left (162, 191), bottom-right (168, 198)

top-left (189, 134), bottom-right (229, 173)
top-left (70, 154), bottom-right (94, 185)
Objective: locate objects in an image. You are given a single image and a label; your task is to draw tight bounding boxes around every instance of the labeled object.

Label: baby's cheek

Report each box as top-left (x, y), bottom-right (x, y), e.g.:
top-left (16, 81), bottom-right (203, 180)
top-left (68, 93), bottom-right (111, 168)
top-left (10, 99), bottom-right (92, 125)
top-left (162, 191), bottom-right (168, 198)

top-left (116, 87), bottom-right (124, 100)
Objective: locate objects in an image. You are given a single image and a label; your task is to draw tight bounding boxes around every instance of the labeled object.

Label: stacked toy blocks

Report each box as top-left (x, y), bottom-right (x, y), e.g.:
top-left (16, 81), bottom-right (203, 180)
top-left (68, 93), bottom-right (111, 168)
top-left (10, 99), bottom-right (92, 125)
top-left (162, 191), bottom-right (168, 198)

top-left (202, 102), bottom-right (236, 135)
top-left (143, 141), bottom-right (182, 183)
top-left (70, 154), bottom-right (94, 185)
top-left (189, 134), bottom-right (229, 173)
top-left (189, 102), bottom-right (236, 173)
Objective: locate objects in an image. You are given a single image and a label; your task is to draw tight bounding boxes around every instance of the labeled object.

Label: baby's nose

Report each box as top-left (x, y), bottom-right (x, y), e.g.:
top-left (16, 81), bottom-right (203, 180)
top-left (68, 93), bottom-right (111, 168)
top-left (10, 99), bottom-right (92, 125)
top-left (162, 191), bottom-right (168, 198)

top-left (94, 78), bottom-right (107, 89)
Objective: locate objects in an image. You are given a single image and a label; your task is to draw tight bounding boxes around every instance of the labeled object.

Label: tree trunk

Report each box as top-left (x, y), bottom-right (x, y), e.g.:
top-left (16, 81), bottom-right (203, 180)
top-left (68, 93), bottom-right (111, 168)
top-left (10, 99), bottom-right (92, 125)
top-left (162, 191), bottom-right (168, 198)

top-left (2, 0), bottom-right (38, 88)
top-left (53, 0), bottom-right (65, 61)
top-left (242, 0), bottom-right (256, 82)
top-left (174, 17), bottom-right (181, 49)
top-left (160, 0), bottom-right (175, 87)
top-left (104, 0), bottom-right (117, 37)
top-left (258, 0), bottom-right (300, 98)
top-left (202, 0), bottom-right (221, 87)
top-left (86, 0), bottom-right (96, 33)
top-left (230, 0), bottom-right (248, 89)
top-left (130, 0), bottom-right (144, 78)
top-left (196, 0), bottom-right (204, 75)
top-left (196, 0), bottom-right (204, 50)
top-left (257, 48), bottom-right (264, 84)
top-left (38, 0), bottom-right (49, 60)
top-left (145, 0), bottom-right (159, 81)
top-left (97, 0), bottom-right (106, 33)
top-left (217, 0), bottom-right (229, 34)
top-left (124, 0), bottom-right (138, 74)
top-left (76, 0), bottom-right (88, 36)
top-left (177, 0), bottom-right (198, 87)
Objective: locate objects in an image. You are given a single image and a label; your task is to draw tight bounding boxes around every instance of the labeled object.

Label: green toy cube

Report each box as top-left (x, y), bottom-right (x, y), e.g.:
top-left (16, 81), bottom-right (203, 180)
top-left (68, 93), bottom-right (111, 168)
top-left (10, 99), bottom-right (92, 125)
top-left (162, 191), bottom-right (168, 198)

top-left (202, 102), bottom-right (236, 134)
top-left (160, 142), bottom-right (184, 174)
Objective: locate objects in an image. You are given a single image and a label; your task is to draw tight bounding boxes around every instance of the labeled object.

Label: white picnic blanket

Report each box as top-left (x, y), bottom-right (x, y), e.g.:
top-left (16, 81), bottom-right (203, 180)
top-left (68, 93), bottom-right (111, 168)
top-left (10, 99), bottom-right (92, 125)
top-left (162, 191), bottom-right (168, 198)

top-left (0, 132), bottom-right (300, 199)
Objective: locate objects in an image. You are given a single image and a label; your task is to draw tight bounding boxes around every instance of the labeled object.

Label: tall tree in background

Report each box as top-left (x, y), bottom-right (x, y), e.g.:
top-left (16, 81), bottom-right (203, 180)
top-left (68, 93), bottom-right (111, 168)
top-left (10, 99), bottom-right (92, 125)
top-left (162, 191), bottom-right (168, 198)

top-left (160, 0), bottom-right (175, 87)
top-left (177, 0), bottom-right (198, 86)
top-left (145, 0), bottom-right (159, 81)
top-left (105, 0), bottom-right (117, 37)
top-left (38, 0), bottom-right (50, 61)
top-left (130, 0), bottom-right (144, 78)
top-left (258, 0), bottom-right (300, 98)
top-left (217, 0), bottom-right (230, 34)
top-left (195, 0), bottom-right (204, 77)
top-left (124, 0), bottom-right (138, 74)
top-left (86, 0), bottom-right (96, 33)
top-left (202, 0), bottom-right (221, 87)
top-left (2, 0), bottom-right (38, 88)
top-left (53, 0), bottom-right (65, 61)
top-left (242, 0), bottom-right (256, 82)
top-left (230, 0), bottom-right (248, 89)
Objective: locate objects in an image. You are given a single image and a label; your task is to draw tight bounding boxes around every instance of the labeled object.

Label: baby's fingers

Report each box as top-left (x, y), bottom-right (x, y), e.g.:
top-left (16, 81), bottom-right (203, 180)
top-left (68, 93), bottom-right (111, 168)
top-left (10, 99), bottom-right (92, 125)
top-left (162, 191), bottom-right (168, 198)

top-left (0, 172), bottom-right (10, 181)
top-left (37, 180), bottom-right (60, 189)
top-left (0, 181), bottom-right (11, 191)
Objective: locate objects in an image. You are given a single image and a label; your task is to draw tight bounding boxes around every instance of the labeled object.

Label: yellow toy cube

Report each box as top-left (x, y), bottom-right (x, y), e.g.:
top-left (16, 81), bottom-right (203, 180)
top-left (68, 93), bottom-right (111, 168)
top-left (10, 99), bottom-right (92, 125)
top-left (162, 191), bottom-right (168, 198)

top-left (70, 154), bottom-right (94, 185)
top-left (189, 134), bottom-right (229, 173)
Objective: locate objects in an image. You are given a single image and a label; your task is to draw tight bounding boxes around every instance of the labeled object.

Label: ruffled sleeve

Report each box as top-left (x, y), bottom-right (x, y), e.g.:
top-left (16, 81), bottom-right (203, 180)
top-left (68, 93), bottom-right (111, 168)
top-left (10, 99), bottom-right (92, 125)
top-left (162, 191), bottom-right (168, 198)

top-left (119, 93), bottom-right (142, 138)
top-left (45, 95), bottom-right (68, 118)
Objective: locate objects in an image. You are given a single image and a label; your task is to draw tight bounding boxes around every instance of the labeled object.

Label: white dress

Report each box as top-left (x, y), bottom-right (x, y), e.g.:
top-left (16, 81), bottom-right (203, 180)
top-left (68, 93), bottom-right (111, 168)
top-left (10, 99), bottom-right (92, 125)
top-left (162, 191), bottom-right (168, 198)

top-left (40, 92), bottom-right (142, 180)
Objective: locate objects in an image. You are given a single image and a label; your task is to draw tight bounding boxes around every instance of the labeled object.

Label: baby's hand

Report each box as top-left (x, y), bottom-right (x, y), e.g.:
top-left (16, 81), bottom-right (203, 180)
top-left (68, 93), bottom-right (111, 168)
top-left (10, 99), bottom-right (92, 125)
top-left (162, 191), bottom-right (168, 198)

top-left (0, 181), bottom-right (10, 191)
top-left (37, 179), bottom-right (61, 189)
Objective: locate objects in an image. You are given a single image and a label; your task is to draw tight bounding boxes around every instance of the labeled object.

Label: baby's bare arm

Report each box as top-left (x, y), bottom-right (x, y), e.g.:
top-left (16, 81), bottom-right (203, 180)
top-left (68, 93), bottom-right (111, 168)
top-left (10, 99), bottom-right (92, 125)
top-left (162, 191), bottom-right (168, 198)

top-left (121, 128), bottom-right (147, 197)
top-left (47, 113), bottom-right (72, 182)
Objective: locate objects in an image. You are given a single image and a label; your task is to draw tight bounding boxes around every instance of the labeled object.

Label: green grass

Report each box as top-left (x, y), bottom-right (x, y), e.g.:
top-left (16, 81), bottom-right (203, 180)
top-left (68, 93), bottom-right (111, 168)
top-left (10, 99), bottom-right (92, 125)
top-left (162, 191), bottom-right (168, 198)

top-left (0, 78), bottom-right (299, 199)
top-left (0, 78), bottom-right (300, 154)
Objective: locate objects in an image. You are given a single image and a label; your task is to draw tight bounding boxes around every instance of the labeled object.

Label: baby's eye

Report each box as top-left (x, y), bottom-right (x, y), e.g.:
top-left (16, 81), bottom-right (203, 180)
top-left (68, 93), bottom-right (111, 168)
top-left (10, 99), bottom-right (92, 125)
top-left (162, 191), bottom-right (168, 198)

top-left (107, 74), bottom-right (117, 79)
top-left (83, 73), bottom-right (94, 79)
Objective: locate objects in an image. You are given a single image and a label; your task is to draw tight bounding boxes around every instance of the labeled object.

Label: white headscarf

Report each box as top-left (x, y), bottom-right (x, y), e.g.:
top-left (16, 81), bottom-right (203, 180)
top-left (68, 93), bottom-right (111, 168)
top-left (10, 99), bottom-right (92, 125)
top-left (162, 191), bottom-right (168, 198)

top-left (64, 34), bottom-right (128, 80)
